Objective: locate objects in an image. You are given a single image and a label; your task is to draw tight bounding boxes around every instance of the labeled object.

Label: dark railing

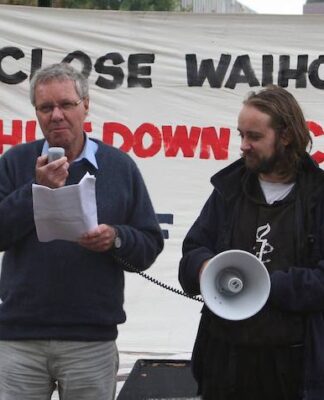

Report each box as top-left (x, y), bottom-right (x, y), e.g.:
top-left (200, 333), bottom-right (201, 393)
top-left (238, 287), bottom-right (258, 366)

top-left (38, 0), bottom-right (52, 6)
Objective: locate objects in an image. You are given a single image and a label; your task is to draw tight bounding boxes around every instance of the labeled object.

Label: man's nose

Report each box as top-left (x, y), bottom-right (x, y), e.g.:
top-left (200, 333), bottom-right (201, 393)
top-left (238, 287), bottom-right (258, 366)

top-left (51, 105), bottom-right (64, 120)
top-left (240, 137), bottom-right (252, 152)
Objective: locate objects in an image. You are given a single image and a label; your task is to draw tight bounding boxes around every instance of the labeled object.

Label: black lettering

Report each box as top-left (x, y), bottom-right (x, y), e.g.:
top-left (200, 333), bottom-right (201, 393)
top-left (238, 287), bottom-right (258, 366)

top-left (95, 52), bottom-right (124, 89)
top-left (0, 46), bottom-right (27, 84)
top-left (128, 53), bottom-right (154, 88)
top-left (156, 213), bottom-right (173, 239)
top-left (225, 55), bottom-right (259, 89)
top-left (308, 55), bottom-right (324, 90)
top-left (186, 54), bottom-right (231, 87)
top-left (30, 48), bottom-right (43, 80)
top-left (278, 55), bottom-right (308, 88)
top-left (62, 50), bottom-right (92, 77)
top-left (262, 55), bottom-right (273, 86)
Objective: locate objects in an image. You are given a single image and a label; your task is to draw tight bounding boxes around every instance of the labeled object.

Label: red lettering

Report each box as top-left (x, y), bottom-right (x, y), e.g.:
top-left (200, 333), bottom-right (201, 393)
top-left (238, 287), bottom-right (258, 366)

top-left (25, 121), bottom-right (36, 142)
top-left (162, 126), bottom-right (200, 157)
top-left (102, 123), bottom-right (231, 159)
top-left (102, 122), bottom-right (133, 152)
top-left (0, 120), bottom-right (23, 154)
top-left (308, 120), bottom-right (324, 164)
top-left (200, 127), bottom-right (230, 159)
top-left (308, 120), bottom-right (324, 137)
top-left (133, 123), bottom-right (161, 158)
top-left (2, 120), bottom-right (324, 164)
top-left (83, 121), bottom-right (92, 133)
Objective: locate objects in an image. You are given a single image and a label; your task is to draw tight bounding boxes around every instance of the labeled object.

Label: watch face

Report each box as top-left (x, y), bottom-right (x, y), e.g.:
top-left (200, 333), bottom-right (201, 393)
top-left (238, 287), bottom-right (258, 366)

top-left (114, 236), bottom-right (122, 249)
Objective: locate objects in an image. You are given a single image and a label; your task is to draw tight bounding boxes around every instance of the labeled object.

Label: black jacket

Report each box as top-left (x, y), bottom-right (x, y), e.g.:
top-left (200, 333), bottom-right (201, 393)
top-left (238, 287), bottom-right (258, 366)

top-left (179, 155), bottom-right (324, 399)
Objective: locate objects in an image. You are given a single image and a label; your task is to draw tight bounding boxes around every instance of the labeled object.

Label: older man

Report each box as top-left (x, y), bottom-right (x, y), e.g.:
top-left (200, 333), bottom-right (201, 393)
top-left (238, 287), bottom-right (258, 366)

top-left (0, 63), bottom-right (164, 400)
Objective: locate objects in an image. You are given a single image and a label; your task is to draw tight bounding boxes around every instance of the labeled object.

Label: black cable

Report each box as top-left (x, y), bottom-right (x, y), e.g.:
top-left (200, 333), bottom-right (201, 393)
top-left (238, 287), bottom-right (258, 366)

top-left (113, 255), bottom-right (204, 303)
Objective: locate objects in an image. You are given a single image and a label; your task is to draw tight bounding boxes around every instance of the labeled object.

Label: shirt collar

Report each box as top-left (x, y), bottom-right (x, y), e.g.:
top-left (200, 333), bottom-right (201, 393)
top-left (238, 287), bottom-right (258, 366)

top-left (42, 135), bottom-right (98, 170)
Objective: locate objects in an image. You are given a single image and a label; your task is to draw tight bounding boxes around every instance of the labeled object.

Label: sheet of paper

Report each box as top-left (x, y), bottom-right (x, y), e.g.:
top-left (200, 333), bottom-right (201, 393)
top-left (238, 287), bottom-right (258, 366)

top-left (32, 172), bottom-right (98, 242)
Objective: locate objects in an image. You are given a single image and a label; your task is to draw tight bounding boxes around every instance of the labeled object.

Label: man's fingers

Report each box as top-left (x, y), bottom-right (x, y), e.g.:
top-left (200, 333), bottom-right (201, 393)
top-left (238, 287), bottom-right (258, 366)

top-left (35, 155), bottom-right (69, 188)
top-left (36, 155), bottom-right (48, 168)
top-left (78, 225), bottom-right (115, 252)
top-left (47, 156), bottom-right (68, 168)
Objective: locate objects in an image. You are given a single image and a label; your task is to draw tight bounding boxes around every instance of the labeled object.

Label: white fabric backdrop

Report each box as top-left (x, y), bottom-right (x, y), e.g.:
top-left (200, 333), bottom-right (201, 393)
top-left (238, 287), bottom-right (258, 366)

top-left (0, 6), bottom-right (324, 358)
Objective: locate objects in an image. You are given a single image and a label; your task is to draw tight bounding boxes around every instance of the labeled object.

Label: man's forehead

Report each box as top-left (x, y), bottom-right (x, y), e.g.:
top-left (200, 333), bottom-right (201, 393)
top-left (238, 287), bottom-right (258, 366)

top-left (238, 105), bottom-right (272, 123)
top-left (35, 78), bottom-right (77, 98)
top-left (36, 77), bottom-right (75, 88)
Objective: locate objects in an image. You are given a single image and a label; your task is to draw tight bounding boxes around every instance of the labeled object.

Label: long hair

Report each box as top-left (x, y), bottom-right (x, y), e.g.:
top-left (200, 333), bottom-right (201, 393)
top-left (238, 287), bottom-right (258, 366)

top-left (30, 63), bottom-right (89, 106)
top-left (243, 85), bottom-right (312, 177)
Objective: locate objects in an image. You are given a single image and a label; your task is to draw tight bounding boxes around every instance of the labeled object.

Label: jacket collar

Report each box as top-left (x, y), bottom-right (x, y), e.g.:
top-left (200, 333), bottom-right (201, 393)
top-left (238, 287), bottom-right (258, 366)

top-left (210, 154), bottom-right (324, 202)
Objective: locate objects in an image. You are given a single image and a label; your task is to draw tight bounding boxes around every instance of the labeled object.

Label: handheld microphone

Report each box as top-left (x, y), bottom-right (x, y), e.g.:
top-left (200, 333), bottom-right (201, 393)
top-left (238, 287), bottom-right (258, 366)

top-left (47, 147), bottom-right (65, 162)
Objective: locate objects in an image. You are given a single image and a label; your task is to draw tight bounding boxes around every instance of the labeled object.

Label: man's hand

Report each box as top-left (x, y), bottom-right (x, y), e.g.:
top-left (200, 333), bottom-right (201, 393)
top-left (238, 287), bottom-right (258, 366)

top-left (36, 155), bottom-right (69, 188)
top-left (199, 259), bottom-right (211, 280)
top-left (78, 224), bottom-right (116, 252)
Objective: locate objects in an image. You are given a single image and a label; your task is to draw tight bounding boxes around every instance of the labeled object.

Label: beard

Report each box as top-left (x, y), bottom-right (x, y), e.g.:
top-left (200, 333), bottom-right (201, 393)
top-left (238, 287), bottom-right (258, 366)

top-left (243, 141), bottom-right (287, 176)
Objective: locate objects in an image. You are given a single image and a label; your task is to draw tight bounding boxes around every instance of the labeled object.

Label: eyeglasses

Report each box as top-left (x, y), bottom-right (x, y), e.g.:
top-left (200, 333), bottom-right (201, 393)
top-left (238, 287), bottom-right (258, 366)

top-left (35, 99), bottom-right (83, 114)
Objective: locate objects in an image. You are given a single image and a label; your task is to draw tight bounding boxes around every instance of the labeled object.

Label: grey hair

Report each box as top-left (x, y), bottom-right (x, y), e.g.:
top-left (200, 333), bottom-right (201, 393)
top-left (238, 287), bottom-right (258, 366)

top-left (30, 63), bottom-right (89, 106)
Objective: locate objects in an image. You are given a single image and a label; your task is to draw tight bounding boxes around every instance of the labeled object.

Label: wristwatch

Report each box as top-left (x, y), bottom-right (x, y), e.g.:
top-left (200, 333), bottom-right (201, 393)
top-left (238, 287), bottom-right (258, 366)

top-left (113, 227), bottom-right (122, 249)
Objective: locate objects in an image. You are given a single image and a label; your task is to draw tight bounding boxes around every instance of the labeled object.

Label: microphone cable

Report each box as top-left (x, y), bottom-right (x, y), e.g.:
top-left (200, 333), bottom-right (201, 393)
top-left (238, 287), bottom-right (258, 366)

top-left (113, 254), bottom-right (203, 303)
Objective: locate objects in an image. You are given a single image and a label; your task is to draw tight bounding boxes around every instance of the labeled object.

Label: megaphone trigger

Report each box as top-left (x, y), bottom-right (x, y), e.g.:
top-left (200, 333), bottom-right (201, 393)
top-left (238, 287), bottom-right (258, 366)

top-left (200, 250), bottom-right (271, 321)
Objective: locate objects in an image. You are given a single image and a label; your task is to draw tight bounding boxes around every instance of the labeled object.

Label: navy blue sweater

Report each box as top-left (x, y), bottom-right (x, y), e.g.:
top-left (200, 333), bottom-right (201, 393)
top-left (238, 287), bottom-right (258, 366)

top-left (0, 139), bottom-right (164, 340)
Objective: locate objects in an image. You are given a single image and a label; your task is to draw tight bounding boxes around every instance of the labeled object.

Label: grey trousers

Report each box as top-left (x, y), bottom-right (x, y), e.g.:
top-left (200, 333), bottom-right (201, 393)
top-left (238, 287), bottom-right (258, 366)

top-left (0, 340), bottom-right (119, 400)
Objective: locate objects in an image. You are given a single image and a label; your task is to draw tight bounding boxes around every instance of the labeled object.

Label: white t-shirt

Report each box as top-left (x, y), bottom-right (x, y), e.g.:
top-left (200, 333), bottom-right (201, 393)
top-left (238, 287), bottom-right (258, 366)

top-left (259, 178), bottom-right (295, 205)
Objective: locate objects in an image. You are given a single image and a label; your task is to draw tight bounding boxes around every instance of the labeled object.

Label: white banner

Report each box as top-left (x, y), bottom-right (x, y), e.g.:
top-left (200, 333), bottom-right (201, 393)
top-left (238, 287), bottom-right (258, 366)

top-left (1, 5), bottom-right (324, 357)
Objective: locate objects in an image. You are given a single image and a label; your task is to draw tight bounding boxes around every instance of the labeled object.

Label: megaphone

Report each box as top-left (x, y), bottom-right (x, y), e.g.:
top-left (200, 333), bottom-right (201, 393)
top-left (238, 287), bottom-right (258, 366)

top-left (200, 250), bottom-right (270, 321)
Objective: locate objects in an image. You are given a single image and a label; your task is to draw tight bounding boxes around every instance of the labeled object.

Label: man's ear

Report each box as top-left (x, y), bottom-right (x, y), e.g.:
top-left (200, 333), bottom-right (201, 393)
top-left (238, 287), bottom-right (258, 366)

top-left (280, 129), bottom-right (290, 146)
top-left (83, 96), bottom-right (89, 114)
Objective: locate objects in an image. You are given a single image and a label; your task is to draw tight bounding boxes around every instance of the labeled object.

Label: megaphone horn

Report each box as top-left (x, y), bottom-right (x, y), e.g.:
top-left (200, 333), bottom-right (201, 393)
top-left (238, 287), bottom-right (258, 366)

top-left (200, 250), bottom-right (270, 321)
